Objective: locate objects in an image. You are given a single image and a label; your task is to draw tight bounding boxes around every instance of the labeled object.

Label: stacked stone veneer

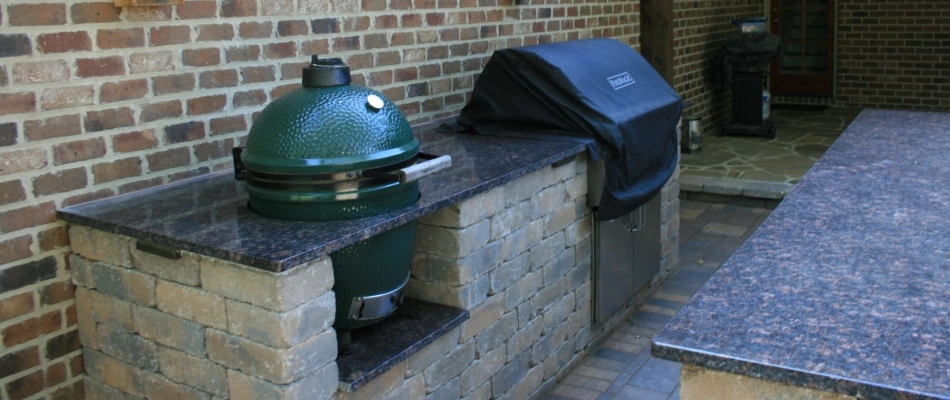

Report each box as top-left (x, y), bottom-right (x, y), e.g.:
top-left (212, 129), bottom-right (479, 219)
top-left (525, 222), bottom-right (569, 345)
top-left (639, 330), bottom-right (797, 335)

top-left (67, 152), bottom-right (680, 400)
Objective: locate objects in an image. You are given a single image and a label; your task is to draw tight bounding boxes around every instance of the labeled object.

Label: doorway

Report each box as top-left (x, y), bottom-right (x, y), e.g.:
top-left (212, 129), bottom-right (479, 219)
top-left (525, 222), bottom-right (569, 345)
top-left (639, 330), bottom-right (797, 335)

top-left (769, 0), bottom-right (834, 96)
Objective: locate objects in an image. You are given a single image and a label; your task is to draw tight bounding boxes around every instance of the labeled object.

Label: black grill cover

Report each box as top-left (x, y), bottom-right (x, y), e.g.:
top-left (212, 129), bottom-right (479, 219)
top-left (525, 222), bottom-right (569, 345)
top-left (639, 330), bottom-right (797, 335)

top-left (458, 38), bottom-right (683, 221)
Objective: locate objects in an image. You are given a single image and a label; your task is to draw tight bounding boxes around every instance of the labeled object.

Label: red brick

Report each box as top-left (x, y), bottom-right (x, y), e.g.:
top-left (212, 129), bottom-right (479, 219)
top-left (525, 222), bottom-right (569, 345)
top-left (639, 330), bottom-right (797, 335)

top-left (76, 56), bottom-right (125, 78)
top-left (9, 3), bottom-right (66, 26)
top-left (39, 281), bottom-right (75, 306)
top-left (343, 16), bottom-right (370, 31)
top-left (126, 6), bottom-right (173, 21)
top-left (262, 0), bottom-right (293, 15)
top-left (130, 51), bottom-right (175, 74)
top-left (376, 15), bottom-right (398, 29)
top-left (177, 1), bottom-right (217, 19)
top-left (119, 177), bottom-right (163, 194)
top-left (0, 92), bottom-right (35, 116)
top-left (93, 157), bottom-right (142, 184)
top-left (68, 354), bottom-right (84, 376)
top-left (53, 138), bottom-right (106, 165)
top-left (0, 66), bottom-right (7, 87)
top-left (348, 53), bottom-right (373, 70)
top-left (186, 95), bottom-right (226, 115)
top-left (199, 69), bottom-right (239, 88)
top-left (332, 36), bottom-right (361, 52)
top-left (97, 28), bottom-right (145, 49)
top-left (24, 114), bottom-right (81, 141)
top-left (32, 168), bottom-right (87, 197)
top-left (0, 180), bottom-right (27, 206)
top-left (0, 148), bottom-right (48, 177)
top-left (40, 86), bottom-right (94, 111)
top-left (363, 0), bottom-right (387, 12)
top-left (197, 23), bottom-right (235, 42)
top-left (5, 368), bottom-right (44, 399)
top-left (392, 32), bottom-right (414, 46)
top-left (46, 362), bottom-right (68, 386)
top-left (147, 147), bottom-right (191, 171)
top-left (0, 235), bottom-right (32, 265)
top-left (37, 226), bottom-right (68, 252)
top-left (226, 45), bottom-right (261, 62)
top-left (85, 107), bottom-right (135, 132)
top-left (222, 0), bottom-right (257, 17)
top-left (0, 345), bottom-right (39, 379)
top-left (150, 26), bottom-right (191, 46)
top-left (182, 48), bottom-right (221, 67)
top-left (70, 2), bottom-right (121, 24)
top-left (264, 41), bottom-right (297, 59)
top-left (2, 310), bottom-right (61, 347)
top-left (113, 129), bottom-right (159, 153)
top-left (194, 139), bottom-right (233, 162)
top-left (301, 39), bottom-right (330, 56)
top-left (277, 20), bottom-right (310, 37)
top-left (62, 189), bottom-right (113, 207)
top-left (152, 73), bottom-right (196, 96)
top-left (210, 115), bottom-right (247, 135)
top-left (0, 123), bottom-right (14, 147)
top-left (101, 79), bottom-right (148, 104)
top-left (140, 100), bottom-right (182, 123)
top-left (234, 89), bottom-right (267, 108)
top-left (0, 34), bottom-right (32, 57)
top-left (311, 18), bottom-right (339, 34)
top-left (169, 166), bottom-right (211, 182)
top-left (240, 66), bottom-right (276, 84)
top-left (0, 202), bottom-right (56, 233)
top-left (240, 21), bottom-right (273, 38)
top-left (271, 83), bottom-right (297, 99)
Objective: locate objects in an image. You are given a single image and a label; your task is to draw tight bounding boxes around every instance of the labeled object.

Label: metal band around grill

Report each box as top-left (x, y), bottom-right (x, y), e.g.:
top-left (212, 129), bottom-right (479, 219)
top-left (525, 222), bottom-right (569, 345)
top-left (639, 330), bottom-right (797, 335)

top-left (347, 273), bottom-right (409, 321)
top-left (243, 155), bottom-right (421, 191)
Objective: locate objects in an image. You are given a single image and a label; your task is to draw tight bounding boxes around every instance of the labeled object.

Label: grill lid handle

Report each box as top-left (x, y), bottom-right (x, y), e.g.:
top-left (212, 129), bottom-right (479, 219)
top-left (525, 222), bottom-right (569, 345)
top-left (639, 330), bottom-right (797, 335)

top-left (302, 55), bottom-right (351, 87)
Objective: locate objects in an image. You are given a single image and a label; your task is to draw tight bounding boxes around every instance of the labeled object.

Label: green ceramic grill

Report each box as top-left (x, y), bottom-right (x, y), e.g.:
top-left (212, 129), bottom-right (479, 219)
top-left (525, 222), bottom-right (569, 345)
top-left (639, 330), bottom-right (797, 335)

top-left (233, 56), bottom-right (450, 333)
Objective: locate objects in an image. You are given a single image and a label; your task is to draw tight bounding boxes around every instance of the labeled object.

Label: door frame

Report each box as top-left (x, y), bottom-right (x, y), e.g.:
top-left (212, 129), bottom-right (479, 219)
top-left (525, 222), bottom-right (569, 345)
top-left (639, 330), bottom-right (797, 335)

top-left (768, 0), bottom-right (836, 97)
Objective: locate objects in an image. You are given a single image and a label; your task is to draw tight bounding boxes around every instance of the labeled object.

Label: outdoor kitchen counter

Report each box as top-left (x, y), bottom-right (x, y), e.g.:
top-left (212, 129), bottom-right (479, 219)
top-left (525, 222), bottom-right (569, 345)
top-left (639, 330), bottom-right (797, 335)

top-left (652, 109), bottom-right (950, 399)
top-left (56, 119), bottom-right (587, 272)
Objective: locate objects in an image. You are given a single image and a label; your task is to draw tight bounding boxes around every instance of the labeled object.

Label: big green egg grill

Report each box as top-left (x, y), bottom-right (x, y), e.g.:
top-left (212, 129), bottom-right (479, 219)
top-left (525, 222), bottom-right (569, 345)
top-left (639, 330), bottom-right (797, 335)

top-left (233, 56), bottom-right (450, 335)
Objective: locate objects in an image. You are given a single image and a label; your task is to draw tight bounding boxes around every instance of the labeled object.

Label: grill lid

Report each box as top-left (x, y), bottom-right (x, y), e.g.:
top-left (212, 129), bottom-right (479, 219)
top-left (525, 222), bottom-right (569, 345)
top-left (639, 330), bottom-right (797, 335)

top-left (239, 56), bottom-right (418, 175)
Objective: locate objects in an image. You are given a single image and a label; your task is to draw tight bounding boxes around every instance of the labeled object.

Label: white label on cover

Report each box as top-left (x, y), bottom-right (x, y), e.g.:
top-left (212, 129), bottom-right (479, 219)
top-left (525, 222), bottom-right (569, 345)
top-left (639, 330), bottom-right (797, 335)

top-left (608, 72), bottom-right (635, 90)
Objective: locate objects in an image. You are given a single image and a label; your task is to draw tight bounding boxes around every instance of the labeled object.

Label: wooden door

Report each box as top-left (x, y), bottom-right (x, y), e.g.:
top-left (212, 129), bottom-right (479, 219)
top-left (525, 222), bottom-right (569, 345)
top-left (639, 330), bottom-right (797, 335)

top-left (769, 0), bottom-right (834, 96)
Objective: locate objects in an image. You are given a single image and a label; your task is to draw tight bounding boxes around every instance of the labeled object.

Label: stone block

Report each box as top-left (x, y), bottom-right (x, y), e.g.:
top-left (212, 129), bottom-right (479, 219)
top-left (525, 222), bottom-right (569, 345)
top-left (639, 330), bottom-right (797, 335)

top-left (407, 275), bottom-right (488, 309)
top-left (95, 324), bottom-right (158, 371)
top-left (225, 291), bottom-right (334, 348)
top-left (564, 214), bottom-right (592, 247)
top-left (574, 282), bottom-right (591, 312)
top-left (420, 186), bottom-right (504, 228)
top-left (565, 174), bottom-right (587, 201)
top-left (679, 174), bottom-right (708, 193)
top-left (541, 247), bottom-right (574, 287)
top-left (156, 280), bottom-right (227, 330)
top-left (459, 294), bottom-right (504, 341)
top-left (541, 293), bottom-right (575, 335)
top-left (547, 157), bottom-right (577, 184)
top-left (69, 253), bottom-right (95, 288)
top-left (516, 303), bottom-right (536, 330)
top-left (134, 306), bottom-right (205, 356)
top-left (530, 277), bottom-right (566, 315)
top-left (132, 244), bottom-right (201, 286)
top-left (502, 365), bottom-right (543, 400)
top-left (489, 252), bottom-right (529, 295)
top-left (462, 381), bottom-right (491, 400)
top-left (92, 262), bottom-right (156, 306)
top-left (84, 375), bottom-right (141, 400)
top-left (503, 271), bottom-right (541, 312)
top-left (381, 373), bottom-right (425, 400)
top-left (543, 203), bottom-right (576, 238)
top-left (415, 219), bottom-right (490, 259)
top-left (531, 183), bottom-right (567, 220)
top-left (489, 201), bottom-right (531, 242)
top-left (741, 180), bottom-right (791, 199)
top-left (411, 253), bottom-right (460, 285)
top-left (423, 338), bottom-right (474, 392)
top-left (142, 373), bottom-right (212, 400)
top-left (459, 345), bottom-right (504, 396)
top-left (200, 255), bottom-right (333, 312)
top-left (474, 312), bottom-right (516, 357)
top-left (87, 288), bottom-right (136, 332)
top-left (703, 178), bottom-right (744, 195)
top-left (69, 226), bottom-right (131, 267)
top-left (228, 363), bottom-right (337, 400)
top-left (565, 258), bottom-right (591, 293)
top-left (206, 328), bottom-right (336, 384)
top-left (406, 327), bottom-right (459, 377)
top-left (74, 287), bottom-right (99, 349)
top-left (505, 168), bottom-right (544, 207)
top-left (83, 348), bottom-right (145, 397)
top-left (158, 347), bottom-right (228, 397)
top-left (491, 350), bottom-right (529, 397)
top-left (506, 317), bottom-right (541, 363)
top-left (531, 325), bottom-right (566, 367)
top-left (499, 220), bottom-right (542, 263)
top-left (455, 241), bottom-right (500, 285)
top-left (679, 365), bottom-right (854, 400)
top-left (530, 232), bottom-right (564, 271)
top-left (428, 376), bottom-right (460, 399)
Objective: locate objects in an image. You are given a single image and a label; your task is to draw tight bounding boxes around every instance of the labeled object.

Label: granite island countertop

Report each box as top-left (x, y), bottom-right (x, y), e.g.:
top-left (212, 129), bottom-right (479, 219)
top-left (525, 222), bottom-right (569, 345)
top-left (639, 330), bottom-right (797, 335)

top-left (652, 109), bottom-right (950, 399)
top-left (57, 119), bottom-right (587, 272)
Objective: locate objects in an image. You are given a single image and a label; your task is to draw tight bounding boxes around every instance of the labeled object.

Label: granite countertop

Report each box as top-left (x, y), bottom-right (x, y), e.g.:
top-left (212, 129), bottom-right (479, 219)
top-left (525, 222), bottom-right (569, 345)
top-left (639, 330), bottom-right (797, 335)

top-left (57, 118), bottom-right (587, 272)
top-left (652, 109), bottom-right (950, 399)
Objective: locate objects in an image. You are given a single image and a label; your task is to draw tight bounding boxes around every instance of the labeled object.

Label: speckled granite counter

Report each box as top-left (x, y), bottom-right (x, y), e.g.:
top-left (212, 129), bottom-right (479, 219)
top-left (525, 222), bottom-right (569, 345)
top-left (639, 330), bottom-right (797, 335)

top-left (653, 109), bottom-right (950, 399)
top-left (57, 119), bottom-right (586, 272)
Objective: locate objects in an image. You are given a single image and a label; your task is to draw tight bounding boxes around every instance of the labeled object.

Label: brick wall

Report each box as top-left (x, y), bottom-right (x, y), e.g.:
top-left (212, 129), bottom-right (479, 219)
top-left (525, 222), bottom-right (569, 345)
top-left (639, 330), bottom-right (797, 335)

top-left (836, 0), bottom-right (950, 111)
top-left (0, 0), bottom-right (642, 398)
top-left (671, 0), bottom-right (765, 134)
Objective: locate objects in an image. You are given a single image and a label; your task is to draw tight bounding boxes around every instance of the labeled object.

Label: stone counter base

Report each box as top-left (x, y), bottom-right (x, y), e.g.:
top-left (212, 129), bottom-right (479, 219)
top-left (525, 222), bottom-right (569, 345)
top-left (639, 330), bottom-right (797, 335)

top-left (680, 365), bottom-right (854, 400)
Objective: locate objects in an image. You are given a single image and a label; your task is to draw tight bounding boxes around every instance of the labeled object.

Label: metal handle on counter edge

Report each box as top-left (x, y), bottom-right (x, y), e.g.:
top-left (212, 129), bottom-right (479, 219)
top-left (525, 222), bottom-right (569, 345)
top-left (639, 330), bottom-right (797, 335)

top-left (135, 240), bottom-right (181, 260)
top-left (398, 154), bottom-right (452, 184)
top-left (624, 206), bottom-right (645, 232)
